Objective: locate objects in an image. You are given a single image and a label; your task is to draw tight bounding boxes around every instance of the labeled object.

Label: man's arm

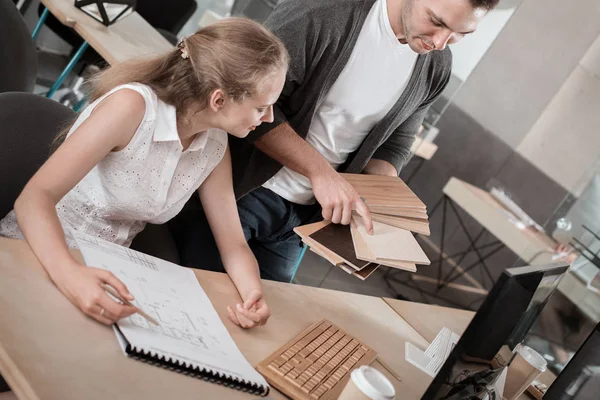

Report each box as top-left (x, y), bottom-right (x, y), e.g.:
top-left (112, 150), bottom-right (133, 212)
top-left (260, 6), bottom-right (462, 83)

top-left (363, 159), bottom-right (398, 176)
top-left (369, 104), bottom-right (428, 174)
top-left (255, 124), bottom-right (373, 233)
top-left (369, 50), bottom-right (452, 175)
top-left (254, 123), bottom-right (331, 181)
top-left (247, 1), bottom-right (373, 232)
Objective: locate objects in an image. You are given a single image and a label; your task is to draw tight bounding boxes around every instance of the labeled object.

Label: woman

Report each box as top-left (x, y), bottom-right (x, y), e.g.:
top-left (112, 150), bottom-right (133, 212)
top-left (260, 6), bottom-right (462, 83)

top-left (0, 18), bottom-right (288, 329)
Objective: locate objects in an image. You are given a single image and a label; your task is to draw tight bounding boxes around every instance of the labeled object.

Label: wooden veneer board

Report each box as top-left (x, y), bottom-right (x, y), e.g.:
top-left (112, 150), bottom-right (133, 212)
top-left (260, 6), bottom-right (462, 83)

top-left (300, 221), bottom-right (417, 271)
top-left (307, 247), bottom-right (380, 279)
top-left (352, 216), bottom-right (430, 265)
top-left (371, 213), bottom-right (431, 236)
top-left (309, 223), bottom-right (372, 271)
top-left (350, 220), bottom-right (417, 272)
top-left (352, 263), bottom-right (380, 280)
top-left (295, 222), bottom-right (377, 274)
top-left (295, 222), bottom-right (348, 266)
top-left (371, 208), bottom-right (429, 219)
top-left (341, 173), bottom-right (426, 211)
top-left (304, 238), bottom-right (346, 268)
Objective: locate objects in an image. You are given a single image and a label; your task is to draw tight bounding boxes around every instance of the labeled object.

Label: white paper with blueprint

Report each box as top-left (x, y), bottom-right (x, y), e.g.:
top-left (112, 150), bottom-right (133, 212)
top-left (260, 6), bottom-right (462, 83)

top-left (74, 233), bottom-right (268, 393)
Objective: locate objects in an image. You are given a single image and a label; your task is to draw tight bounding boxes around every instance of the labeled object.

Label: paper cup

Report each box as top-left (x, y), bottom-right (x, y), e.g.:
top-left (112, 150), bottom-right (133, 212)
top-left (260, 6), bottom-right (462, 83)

top-left (503, 345), bottom-right (547, 400)
top-left (338, 366), bottom-right (395, 400)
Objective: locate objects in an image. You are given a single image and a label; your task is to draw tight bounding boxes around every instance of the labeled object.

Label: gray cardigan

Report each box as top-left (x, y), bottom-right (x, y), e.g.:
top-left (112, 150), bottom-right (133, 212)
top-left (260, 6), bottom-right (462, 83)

top-left (230, 0), bottom-right (452, 199)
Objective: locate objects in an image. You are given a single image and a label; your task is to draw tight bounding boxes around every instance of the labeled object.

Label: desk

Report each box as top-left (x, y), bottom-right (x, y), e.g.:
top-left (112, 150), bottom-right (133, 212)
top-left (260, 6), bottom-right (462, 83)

top-left (0, 238), bottom-right (434, 399)
top-left (436, 178), bottom-right (597, 315)
top-left (34, 0), bottom-right (172, 98)
top-left (385, 177), bottom-right (559, 308)
top-left (410, 136), bottom-right (438, 161)
top-left (404, 136), bottom-right (439, 184)
top-left (39, 0), bottom-right (172, 65)
top-left (383, 298), bottom-right (559, 400)
top-left (442, 178), bottom-right (556, 264)
top-left (383, 297), bottom-right (474, 343)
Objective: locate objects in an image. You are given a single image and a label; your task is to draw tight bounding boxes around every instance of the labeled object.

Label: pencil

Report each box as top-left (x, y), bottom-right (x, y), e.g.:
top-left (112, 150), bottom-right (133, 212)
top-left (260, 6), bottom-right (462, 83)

top-left (103, 284), bottom-right (160, 326)
top-left (376, 356), bottom-right (403, 383)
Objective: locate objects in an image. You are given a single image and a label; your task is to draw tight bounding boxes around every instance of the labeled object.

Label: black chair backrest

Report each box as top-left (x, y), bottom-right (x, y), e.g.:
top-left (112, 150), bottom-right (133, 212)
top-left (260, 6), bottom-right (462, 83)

top-left (0, 92), bottom-right (181, 264)
top-left (0, 92), bottom-right (76, 218)
top-left (135, 0), bottom-right (198, 34)
top-left (0, 0), bottom-right (37, 93)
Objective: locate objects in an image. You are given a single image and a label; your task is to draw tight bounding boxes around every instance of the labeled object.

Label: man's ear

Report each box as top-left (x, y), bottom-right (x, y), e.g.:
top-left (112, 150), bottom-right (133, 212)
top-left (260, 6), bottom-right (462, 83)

top-left (208, 89), bottom-right (226, 112)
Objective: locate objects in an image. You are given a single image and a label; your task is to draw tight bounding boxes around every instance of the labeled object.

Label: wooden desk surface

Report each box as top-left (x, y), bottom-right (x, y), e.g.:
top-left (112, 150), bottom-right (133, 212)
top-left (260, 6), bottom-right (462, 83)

top-left (383, 298), bottom-right (555, 400)
top-left (0, 238), bottom-right (434, 400)
top-left (383, 298), bottom-right (474, 343)
top-left (443, 177), bottom-right (556, 264)
top-left (39, 0), bottom-right (173, 65)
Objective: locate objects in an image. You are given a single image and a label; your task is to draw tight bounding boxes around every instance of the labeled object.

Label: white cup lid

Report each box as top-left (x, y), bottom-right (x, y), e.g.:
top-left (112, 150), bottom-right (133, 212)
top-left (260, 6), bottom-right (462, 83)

top-left (518, 345), bottom-right (547, 372)
top-left (351, 366), bottom-right (396, 400)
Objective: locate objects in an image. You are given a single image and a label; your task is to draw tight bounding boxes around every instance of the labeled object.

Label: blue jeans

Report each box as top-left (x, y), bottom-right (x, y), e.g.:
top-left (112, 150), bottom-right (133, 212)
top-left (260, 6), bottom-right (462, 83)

top-left (168, 187), bottom-right (320, 282)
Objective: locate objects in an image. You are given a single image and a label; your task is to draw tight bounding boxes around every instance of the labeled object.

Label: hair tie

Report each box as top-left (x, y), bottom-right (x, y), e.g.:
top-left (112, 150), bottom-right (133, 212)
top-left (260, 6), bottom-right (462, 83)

top-left (177, 36), bottom-right (190, 59)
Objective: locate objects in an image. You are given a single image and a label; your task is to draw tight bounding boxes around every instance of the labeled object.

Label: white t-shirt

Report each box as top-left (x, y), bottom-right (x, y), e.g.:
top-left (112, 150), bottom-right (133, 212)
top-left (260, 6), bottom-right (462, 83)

top-left (262, 0), bottom-right (418, 205)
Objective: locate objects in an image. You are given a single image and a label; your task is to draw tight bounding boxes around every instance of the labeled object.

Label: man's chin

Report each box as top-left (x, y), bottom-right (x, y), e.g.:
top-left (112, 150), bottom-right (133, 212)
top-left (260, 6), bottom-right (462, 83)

top-left (406, 39), bottom-right (427, 54)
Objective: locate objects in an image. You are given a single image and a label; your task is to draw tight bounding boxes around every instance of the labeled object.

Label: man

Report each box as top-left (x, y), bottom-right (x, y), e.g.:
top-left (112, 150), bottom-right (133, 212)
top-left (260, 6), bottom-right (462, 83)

top-left (169, 0), bottom-right (498, 282)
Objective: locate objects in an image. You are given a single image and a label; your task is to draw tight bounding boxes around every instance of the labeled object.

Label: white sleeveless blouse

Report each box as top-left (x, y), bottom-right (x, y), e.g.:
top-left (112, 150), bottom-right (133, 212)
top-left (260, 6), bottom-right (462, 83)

top-left (0, 83), bottom-right (227, 248)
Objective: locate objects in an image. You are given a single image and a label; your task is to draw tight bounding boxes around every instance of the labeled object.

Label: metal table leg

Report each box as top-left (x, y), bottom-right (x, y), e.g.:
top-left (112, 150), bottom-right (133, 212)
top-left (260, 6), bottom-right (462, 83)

top-left (46, 41), bottom-right (89, 99)
top-left (32, 6), bottom-right (49, 40)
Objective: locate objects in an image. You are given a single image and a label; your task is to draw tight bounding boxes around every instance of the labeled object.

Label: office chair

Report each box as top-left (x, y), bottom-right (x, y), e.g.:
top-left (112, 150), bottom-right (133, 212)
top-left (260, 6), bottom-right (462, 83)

top-left (0, 0), bottom-right (37, 93)
top-left (0, 92), bottom-right (57, 397)
top-left (0, 92), bottom-right (75, 218)
top-left (0, 92), bottom-right (180, 264)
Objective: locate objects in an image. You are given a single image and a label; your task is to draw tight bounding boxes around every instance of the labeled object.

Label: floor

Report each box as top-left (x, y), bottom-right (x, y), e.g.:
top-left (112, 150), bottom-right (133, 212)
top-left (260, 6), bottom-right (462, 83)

top-left (293, 249), bottom-right (399, 298)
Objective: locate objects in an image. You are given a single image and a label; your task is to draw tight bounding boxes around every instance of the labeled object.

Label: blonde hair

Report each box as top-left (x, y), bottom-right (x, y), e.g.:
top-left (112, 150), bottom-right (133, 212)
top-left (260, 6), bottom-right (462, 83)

top-left (54, 18), bottom-right (288, 147)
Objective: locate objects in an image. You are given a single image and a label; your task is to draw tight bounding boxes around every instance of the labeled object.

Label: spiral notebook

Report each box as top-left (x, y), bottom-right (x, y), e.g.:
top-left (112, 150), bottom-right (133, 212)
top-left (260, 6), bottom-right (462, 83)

top-left (74, 233), bottom-right (270, 396)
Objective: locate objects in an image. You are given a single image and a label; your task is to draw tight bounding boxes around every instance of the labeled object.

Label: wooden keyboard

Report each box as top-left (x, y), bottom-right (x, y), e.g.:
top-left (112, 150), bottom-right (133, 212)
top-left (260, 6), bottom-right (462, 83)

top-left (256, 319), bottom-right (377, 399)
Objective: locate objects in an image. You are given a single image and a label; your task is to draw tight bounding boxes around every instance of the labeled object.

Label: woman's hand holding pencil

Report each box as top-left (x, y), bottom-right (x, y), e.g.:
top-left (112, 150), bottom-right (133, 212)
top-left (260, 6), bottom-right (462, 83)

top-left (50, 262), bottom-right (139, 325)
top-left (103, 284), bottom-right (159, 326)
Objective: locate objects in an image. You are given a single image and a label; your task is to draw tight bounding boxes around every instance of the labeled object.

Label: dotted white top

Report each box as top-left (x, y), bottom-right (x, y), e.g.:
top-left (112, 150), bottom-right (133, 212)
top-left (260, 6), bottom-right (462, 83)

top-left (0, 83), bottom-right (227, 248)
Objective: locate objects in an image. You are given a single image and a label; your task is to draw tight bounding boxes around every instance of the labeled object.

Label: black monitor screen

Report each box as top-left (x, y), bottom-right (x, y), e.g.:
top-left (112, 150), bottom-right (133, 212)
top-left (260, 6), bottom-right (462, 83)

top-left (505, 270), bottom-right (565, 349)
top-left (421, 262), bottom-right (568, 400)
top-left (544, 322), bottom-right (600, 400)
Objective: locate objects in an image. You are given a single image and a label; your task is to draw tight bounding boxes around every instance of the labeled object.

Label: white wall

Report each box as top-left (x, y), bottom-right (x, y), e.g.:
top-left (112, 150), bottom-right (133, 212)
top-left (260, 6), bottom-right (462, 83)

top-left (450, 7), bottom-right (516, 82)
top-left (517, 35), bottom-right (600, 196)
top-left (453, 0), bottom-right (600, 149)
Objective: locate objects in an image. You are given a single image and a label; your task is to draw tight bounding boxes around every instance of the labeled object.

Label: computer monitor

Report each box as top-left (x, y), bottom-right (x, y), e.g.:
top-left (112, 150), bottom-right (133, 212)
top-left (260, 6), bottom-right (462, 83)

top-left (543, 321), bottom-right (600, 400)
top-left (521, 258), bottom-right (599, 377)
top-left (421, 262), bottom-right (569, 400)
